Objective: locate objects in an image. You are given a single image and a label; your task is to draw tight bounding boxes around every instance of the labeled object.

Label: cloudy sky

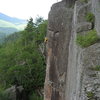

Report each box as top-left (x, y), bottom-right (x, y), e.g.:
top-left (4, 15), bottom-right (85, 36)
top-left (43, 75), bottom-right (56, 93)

top-left (0, 0), bottom-right (62, 20)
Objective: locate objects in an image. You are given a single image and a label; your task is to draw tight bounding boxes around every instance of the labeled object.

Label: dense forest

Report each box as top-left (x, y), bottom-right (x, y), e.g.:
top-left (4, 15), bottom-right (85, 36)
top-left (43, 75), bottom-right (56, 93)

top-left (0, 17), bottom-right (47, 100)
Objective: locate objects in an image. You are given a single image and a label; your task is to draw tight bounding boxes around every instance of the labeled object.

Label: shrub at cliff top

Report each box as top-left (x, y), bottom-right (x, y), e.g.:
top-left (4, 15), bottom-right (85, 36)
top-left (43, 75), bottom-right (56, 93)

top-left (76, 29), bottom-right (99, 48)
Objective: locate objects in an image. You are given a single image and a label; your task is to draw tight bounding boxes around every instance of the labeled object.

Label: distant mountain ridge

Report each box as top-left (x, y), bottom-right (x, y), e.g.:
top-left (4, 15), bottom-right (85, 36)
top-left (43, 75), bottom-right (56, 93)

top-left (0, 12), bottom-right (26, 25)
top-left (0, 12), bottom-right (27, 35)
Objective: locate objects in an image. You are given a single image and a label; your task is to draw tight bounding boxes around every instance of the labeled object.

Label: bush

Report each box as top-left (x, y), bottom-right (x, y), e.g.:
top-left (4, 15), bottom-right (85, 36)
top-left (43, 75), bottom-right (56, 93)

top-left (87, 91), bottom-right (94, 99)
top-left (86, 12), bottom-right (95, 23)
top-left (76, 30), bottom-right (99, 48)
top-left (29, 92), bottom-right (43, 100)
top-left (0, 91), bottom-right (11, 100)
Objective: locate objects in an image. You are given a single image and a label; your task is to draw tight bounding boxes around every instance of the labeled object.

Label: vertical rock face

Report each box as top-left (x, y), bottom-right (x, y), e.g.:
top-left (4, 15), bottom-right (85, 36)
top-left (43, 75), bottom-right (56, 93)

top-left (63, 0), bottom-right (76, 7)
top-left (44, 1), bottom-right (73, 100)
top-left (44, 0), bottom-right (100, 100)
top-left (92, 0), bottom-right (100, 36)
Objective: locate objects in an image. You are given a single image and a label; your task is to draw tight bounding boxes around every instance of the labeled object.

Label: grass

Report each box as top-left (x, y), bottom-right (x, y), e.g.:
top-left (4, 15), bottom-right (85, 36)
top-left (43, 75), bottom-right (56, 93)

top-left (76, 29), bottom-right (99, 48)
top-left (91, 65), bottom-right (100, 71)
top-left (29, 92), bottom-right (43, 100)
top-left (85, 12), bottom-right (95, 23)
top-left (80, 0), bottom-right (88, 3)
top-left (87, 91), bottom-right (94, 99)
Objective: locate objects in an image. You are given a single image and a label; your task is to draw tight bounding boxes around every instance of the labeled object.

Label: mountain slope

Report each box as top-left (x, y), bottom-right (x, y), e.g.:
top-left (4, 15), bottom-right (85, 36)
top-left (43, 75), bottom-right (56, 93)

top-left (0, 27), bottom-right (18, 34)
top-left (0, 19), bottom-right (26, 30)
top-left (0, 32), bottom-right (6, 44)
top-left (0, 13), bottom-right (27, 35)
top-left (0, 12), bottom-right (26, 25)
top-left (0, 19), bottom-right (18, 28)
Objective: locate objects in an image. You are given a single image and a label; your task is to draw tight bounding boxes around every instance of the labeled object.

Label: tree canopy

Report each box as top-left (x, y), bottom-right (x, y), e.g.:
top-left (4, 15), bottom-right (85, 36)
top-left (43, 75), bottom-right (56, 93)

top-left (0, 17), bottom-right (48, 98)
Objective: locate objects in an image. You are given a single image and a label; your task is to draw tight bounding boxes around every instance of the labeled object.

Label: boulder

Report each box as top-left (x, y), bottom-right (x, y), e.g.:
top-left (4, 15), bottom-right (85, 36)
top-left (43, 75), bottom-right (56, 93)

top-left (76, 22), bottom-right (92, 33)
top-left (5, 86), bottom-right (24, 100)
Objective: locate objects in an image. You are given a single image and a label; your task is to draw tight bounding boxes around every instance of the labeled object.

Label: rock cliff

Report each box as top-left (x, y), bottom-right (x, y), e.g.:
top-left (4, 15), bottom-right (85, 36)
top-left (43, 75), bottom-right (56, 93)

top-left (44, 0), bottom-right (100, 100)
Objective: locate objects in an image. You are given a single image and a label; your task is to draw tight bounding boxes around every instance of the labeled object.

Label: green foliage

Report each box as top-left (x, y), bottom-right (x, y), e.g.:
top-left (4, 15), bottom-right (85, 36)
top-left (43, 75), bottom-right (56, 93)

top-left (76, 30), bottom-right (99, 48)
top-left (85, 12), bottom-right (95, 23)
top-left (3, 32), bottom-right (21, 44)
top-left (29, 92), bottom-right (43, 100)
top-left (80, 0), bottom-right (88, 3)
top-left (91, 65), bottom-right (100, 71)
top-left (0, 17), bottom-right (47, 96)
top-left (0, 86), bottom-right (11, 100)
top-left (94, 66), bottom-right (100, 71)
top-left (25, 18), bottom-right (34, 32)
top-left (35, 16), bottom-right (44, 26)
top-left (87, 92), bottom-right (94, 99)
top-left (0, 91), bottom-right (11, 100)
top-left (35, 20), bottom-right (47, 44)
top-left (0, 33), bottom-right (6, 44)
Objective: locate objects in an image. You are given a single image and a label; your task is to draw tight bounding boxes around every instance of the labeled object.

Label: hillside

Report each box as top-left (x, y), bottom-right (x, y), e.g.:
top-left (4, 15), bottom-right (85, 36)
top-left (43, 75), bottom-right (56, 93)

top-left (0, 32), bottom-right (6, 44)
top-left (0, 13), bottom-right (27, 39)
top-left (0, 12), bottom-right (26, 25)
top-left (0, 19), bottom-right (18, 28)
top-left (0, 19), bottom-right (26, 31)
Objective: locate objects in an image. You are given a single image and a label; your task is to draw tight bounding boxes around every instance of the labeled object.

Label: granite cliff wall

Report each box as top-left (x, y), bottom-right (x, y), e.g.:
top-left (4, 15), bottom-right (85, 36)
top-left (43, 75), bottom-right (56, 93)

top-left (44, 0), bottom-right (100, 100)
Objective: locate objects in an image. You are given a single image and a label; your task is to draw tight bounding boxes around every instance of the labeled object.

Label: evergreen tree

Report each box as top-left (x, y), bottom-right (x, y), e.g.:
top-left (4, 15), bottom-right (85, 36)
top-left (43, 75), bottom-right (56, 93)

top-left (25, 17), bottom-right (34, 32)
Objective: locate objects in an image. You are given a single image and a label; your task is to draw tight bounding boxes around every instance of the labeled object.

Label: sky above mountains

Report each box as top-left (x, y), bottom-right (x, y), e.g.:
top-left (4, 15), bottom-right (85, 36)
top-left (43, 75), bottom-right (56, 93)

top-left (0, 0), bottom-right (62, 20)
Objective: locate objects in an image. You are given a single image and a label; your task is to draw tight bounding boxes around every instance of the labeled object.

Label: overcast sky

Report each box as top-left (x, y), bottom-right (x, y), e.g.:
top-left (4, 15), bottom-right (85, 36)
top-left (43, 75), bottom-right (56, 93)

top-left (0, 0), bottom-right (62, 20)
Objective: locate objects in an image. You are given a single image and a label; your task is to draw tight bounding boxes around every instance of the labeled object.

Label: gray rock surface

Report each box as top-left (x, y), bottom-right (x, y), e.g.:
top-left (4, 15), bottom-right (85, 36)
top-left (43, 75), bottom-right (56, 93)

top-left (65, 1), bottom-right (84, 100)
top-left (44, 0), bottom-right (100, 100)
top-left (44, 1), bottom-right (73, 100)
top-left (92, 0), bottom-right (100, 36)
top-left (76, 22), bottom-right (92, 33)
top-left (80, 43), bottom-right (100, 100)
top-left (63, 0), bottom-right (77, 7)
top-left (5, 86), bottom-right (16, 100)
top-left (5, 86), bottom-right (24, 100)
